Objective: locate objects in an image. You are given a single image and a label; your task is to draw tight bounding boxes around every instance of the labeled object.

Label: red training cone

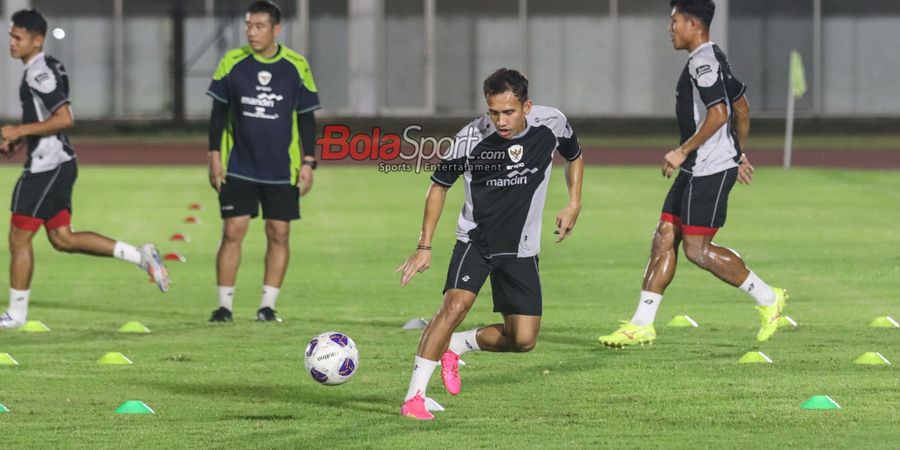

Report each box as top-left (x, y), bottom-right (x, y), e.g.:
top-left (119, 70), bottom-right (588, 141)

top-left (164, 252), bottom-right (187, 262)
top-left (169, 233), bottom-right (191, 242)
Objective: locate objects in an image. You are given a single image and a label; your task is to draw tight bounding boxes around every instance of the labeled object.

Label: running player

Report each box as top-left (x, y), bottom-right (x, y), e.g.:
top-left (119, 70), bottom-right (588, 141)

top-left (0, 9), bottom-right (169, 329)
top-left (206, 1), bottom-right (320, 322)
top-left (396, 68), bottom-right (584, 420)
top-left (598, 0), bottom-right (785, 348)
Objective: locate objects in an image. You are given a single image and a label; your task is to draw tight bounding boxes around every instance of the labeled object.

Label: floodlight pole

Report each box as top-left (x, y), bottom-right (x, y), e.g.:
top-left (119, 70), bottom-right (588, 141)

top-left (293, 0), bottom-right (309, 55)
top-left (424, 0), bottom-right (436, 114)
top-left (172, 0), bottom-right (186, 124)
top-left (113, 0), bottom-right (124, 118)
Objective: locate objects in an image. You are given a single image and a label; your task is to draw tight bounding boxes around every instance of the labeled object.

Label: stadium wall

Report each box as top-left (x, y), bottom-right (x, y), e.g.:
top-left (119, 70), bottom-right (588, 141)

top-left (1, 0), bottom-right (900, 121)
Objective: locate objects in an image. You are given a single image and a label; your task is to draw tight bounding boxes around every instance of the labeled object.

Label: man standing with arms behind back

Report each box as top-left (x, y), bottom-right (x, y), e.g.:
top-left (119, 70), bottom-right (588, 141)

top-left (598, 0), bottom-right (787, 347)
top-left (206, 1), bottom-right (320, 323)
top-left (0, 9), bottom-right (169, 329)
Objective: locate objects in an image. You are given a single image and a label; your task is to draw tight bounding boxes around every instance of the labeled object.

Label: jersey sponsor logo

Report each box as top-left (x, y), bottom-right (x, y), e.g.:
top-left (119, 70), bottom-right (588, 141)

top-left (240, 93), bottom-right (283, 120)
top-left (695, 64), bottom-right (718, 88)
top-left (240, 94), bottom-right (277, 108)
top-left (508, 144), bottom-right (523, 163)
top-left (258, 70), bottom-right (272, 86)
top-left (507, 167), bottom-right (538, 177)
top-left (486, 176), bottom-right (527, 187)
top-left (256, 93), bottom-right (283, 101)
top-left (34, 73), bottom-right (51, 84)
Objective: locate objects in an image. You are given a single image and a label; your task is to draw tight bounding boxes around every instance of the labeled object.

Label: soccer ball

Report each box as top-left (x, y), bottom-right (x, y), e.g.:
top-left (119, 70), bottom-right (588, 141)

top-left (303, 331), bottom-right (359, 385)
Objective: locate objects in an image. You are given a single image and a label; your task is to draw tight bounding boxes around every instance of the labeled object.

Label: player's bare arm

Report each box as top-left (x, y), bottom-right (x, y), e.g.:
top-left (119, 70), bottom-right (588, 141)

top-left (662, 102), bottom-right (728, 177)
top-left (732, 96), bottom-right (754, 184)
top-left (396, 182), bottom-right (448, 286)
top-left (0, 138), bottom-right (26, 159)
top-left (1, 103), bottom-right (73, 143)
top-left (556, 155), bottom-right (584, 242)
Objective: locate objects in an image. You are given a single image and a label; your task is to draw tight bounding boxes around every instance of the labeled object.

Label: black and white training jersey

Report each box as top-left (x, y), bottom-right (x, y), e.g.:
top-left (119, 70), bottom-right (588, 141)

top-left (18, 52), bottom-right (75, 173)
top-left (675, 42), bottom-right (746, 177)
top-left (431, 105), bottom-right (581, 258)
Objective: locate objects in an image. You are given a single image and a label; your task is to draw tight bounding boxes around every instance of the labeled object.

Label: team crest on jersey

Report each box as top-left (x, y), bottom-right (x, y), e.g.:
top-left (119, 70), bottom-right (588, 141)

top-left (507, 145), bottom-right (524, 163)
top-left (258, 70), bottom-right (272, 86)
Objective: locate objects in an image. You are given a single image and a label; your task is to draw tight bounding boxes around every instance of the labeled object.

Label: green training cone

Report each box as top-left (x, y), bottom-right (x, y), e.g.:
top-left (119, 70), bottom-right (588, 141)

top-left (118, 321), bottom-right (151, 333)
top-left (869, 316), bottom-right (899, 328)
top-left (801, 395), bottom-right (841, 410)
top-left (738, 351), bottom-right (773, 364)
top-left (0, 353), bottom-right (19, 366)
top-left (115, 400), bottom-right (155, 414)
top-left (667, 315), bottom-right (699, 328)
top-left (0, 404), bottom-right (8, 413)
top-left (854, 352), bottom-right (891, 366)
top-left (19, 320), bottom-right (50, 333)
top-left (98, 352), bottom-right (133, 365)
top-left (778, 316), bottom-right (798, 328)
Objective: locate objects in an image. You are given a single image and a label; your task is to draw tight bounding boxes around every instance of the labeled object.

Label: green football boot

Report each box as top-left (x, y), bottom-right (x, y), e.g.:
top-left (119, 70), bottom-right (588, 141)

top-left (598, 321), bottom-right (656, 348)
top-left (756, 287), bottom-right (789, 342)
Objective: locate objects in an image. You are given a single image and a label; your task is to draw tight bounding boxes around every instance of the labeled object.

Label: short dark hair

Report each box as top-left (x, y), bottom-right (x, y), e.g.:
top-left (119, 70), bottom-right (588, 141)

top-left (11, 9), bottom-right (48, 36)
top-left (247, 1), bottom-right (282, 24)
top-left (483, 68), bottom-right (529, 103)
top-left (671, 0), bottom-right (715, 29)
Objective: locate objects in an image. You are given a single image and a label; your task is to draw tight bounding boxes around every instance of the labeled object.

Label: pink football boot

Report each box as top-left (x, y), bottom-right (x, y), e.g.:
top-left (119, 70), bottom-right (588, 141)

top-left (440, 350), bottom-right (462, 396)
top-left (400, 392), bottom-right (434, 420)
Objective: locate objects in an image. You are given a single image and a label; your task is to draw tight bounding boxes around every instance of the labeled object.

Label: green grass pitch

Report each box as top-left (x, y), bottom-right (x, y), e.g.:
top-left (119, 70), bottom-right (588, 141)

top-left (0, 164), bottom-right (897, 448)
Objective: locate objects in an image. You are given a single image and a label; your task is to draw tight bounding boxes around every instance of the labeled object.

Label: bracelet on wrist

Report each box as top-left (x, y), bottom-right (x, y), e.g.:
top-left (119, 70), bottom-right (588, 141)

top-left (416, 245), bottom-right (432, 251)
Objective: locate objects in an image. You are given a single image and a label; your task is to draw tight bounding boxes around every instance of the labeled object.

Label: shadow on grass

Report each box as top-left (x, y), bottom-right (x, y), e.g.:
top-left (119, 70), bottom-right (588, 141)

top-left (231, 414), bottom-right (296, 421)
top-left (143, 379), bottom-right (394, 415)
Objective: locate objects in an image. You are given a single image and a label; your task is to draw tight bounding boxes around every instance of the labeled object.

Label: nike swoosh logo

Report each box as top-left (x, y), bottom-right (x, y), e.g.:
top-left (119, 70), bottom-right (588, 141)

top-left (621, 331), bottom-right (636, 340)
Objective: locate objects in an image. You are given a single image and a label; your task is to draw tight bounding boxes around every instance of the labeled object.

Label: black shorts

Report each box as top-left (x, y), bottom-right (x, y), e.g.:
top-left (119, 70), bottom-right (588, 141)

top-left (661, 167), bottom-right (737, 236)
top-left (443, 240), bottom-right (542, 316)
top-left (11, 160), bottom-right (77, 221)
top-left (219, 176), bottom-right (300, 221)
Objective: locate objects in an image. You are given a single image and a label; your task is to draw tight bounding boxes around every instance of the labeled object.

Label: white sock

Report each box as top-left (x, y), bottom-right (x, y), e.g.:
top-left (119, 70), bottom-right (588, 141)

top-left (740, 271), bottom-right (776, 306)
top-left (404, 356), bottom-right (438, 401)
top-left (448, 329), bottom-right (481, 355)
top-left (113, 241), bottom-right (142, 265)
top-left (218, 286), bottom-right (235, 311)
top-left (8, 288), bottom-right (29, 322)
top-left (259, 285), bottom-right (280, 310)
top-left (630, 290), bottom-right (663, 326)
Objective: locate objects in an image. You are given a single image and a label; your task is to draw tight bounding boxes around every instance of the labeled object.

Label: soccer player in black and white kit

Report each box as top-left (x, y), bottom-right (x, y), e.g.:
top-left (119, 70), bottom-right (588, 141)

top-left (598, 0), bottom-right (787, 348)
top-left (396, 69), bottom-right (584, 420)
top-left (0, 10), bottom-right (169, 329)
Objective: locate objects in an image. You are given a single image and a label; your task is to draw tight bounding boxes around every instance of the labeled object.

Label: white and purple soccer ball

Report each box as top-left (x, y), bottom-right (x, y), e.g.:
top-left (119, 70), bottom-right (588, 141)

top-left (304, 331), bottom-right (359, 385)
